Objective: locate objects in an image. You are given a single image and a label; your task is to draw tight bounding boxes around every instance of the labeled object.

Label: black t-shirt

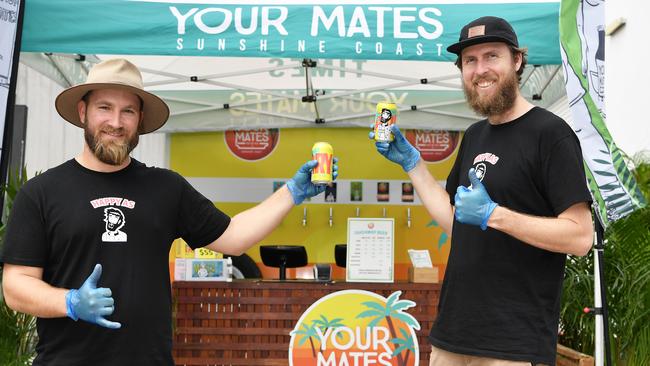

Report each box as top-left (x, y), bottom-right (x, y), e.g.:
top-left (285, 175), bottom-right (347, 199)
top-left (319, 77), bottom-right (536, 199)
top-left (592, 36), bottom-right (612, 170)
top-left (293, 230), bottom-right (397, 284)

top-left (428, 107), bottom-right (592, 365)
top-left (0, 158), bottom-right (231, 366)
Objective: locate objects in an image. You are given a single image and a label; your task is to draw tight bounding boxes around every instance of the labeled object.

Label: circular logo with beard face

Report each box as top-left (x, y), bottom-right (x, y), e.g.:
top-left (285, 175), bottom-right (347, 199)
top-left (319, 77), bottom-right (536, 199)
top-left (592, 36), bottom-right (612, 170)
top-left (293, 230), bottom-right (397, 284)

top-left (225, 129), bottom-right (280, 161)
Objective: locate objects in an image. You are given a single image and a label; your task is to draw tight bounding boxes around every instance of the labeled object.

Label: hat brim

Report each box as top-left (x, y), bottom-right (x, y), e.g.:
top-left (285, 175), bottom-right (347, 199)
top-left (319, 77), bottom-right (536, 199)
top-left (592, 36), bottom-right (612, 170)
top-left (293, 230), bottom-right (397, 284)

top-left (447, 35), bottom-right (518, 55)
top-left (55, 83), bottom-right (170, 134)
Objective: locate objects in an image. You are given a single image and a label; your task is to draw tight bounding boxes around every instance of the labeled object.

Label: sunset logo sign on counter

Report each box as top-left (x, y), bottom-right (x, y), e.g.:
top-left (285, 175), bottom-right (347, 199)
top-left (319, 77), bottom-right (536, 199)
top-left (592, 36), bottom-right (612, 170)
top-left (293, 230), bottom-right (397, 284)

top-left (289, 290), bottom-right (420, 366)
top-left (405, 129), bottom-right (459, 163)
top-left (224, 128), bottom-right (279, 161)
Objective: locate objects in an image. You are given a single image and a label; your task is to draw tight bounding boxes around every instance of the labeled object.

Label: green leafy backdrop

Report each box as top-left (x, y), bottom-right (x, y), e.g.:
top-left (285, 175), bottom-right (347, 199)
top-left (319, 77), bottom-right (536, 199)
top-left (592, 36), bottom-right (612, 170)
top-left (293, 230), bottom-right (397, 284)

top-left (560, 154), bottom-right (650, 365)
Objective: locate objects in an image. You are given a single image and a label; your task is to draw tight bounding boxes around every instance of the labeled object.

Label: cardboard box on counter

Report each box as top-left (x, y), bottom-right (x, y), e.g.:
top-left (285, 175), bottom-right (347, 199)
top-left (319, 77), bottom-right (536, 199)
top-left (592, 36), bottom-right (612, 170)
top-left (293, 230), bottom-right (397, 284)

top-left (408, 266), bottom-right (439, 283)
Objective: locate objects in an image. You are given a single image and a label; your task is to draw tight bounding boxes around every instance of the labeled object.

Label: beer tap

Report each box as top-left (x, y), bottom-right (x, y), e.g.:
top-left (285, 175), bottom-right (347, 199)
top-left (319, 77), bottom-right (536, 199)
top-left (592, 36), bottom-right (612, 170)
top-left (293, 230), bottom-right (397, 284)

top-left (407, 208), bottom-right (412, 228)
top-left (329, 207), bottom-right (333, 227)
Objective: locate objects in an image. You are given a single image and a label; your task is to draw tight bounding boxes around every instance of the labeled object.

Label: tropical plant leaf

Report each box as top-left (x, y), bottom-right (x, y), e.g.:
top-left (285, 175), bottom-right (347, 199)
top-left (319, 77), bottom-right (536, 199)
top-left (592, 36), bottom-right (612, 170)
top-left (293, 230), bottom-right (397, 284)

top-left (356, 310), bottom-right (383, 319)
top-left (392, 345), bottom-right (408, 356)
top-left (361, 301), bottom-right (387, 314)
top-left (391, 300), bottom-right (416, 312)
top-left (426, 220), bottom-right (439, 227)
top-left (368, 316), bottom-right (384, 328)
top-left (391, 313), bottom-right (420, 330)
top-left (386, 291), bottom-right (402, 308)
top-left (561, 157), bottom-right (650, 363)
top-left (0, 168), bottom-right (38, 363)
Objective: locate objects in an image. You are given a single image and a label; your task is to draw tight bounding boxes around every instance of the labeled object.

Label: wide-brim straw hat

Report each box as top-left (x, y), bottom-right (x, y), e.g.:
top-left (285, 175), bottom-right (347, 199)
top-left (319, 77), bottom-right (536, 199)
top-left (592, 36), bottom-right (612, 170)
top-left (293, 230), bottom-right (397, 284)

top-left (55, 58), bottom-right (169, 134)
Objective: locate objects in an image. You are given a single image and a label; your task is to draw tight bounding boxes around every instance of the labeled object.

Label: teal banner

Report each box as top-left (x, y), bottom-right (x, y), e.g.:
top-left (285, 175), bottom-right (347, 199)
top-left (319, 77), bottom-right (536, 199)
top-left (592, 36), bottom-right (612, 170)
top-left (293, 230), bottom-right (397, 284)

top-left (22, 0), bottom-right (561, 64)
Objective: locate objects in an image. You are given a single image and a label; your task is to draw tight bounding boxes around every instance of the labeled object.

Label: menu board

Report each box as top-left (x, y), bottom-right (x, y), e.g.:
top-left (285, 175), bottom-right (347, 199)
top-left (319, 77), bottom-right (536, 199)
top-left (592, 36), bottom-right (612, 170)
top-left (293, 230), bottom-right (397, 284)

top-left (346, 218), bottom-right (394, 283)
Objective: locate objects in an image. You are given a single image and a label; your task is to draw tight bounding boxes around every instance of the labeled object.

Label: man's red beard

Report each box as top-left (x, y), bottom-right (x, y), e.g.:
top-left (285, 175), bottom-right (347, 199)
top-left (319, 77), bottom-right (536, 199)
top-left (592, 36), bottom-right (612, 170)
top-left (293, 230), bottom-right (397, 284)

top-left (463, 66), bottom-right (519, 117)
top-left (84, 116), bottom-right (139, 165)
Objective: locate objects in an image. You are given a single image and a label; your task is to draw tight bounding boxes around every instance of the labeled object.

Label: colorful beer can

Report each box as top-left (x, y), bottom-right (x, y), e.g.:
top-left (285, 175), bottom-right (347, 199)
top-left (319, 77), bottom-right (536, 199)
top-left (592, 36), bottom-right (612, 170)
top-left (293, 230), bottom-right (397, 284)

top-left (374, 102), bottom-right (397, 142)
top-left (311, 142), bottom-right (334, 185)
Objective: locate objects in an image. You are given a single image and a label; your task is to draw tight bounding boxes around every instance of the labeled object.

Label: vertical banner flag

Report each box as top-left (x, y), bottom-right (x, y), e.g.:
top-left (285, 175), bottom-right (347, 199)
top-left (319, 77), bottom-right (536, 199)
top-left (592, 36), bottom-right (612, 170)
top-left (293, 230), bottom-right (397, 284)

top-left (559, 0), bottom-right (645, 228)
top-left (1, 0), bottom-right (23, 194)
top-left (1, 0), bottom-right (21, 139)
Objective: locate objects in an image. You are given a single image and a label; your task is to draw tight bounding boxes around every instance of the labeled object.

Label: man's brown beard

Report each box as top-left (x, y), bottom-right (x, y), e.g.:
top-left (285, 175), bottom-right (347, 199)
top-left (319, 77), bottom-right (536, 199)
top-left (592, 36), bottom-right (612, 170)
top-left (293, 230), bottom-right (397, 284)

top-left (463, 66), bottom-right (519, 118)
top-left (84, 117), bottom-right (139, 166)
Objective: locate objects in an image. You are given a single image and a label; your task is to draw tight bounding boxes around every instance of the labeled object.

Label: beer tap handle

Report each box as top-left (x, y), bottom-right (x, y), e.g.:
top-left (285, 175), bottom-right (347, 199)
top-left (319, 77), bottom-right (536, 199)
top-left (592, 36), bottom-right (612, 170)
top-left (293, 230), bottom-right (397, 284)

top-left (329, 207), bottom-right (333, 227)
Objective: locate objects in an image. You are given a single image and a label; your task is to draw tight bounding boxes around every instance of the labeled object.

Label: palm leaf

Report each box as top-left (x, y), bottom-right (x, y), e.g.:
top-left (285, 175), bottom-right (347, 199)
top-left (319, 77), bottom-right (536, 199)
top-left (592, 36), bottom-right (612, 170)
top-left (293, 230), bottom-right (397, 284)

top-left (392, 345), bottom-right (408, 356)
top-left (386, 291), bottom-right (402, 308)
top-left (391, 313), bottom-right (421, 330)
top-left (391, 299), bottom-right (416, 312)
top-left (356, 310), bottom-right (384, 319)
top-left (361, 301), bottom-right (387, 314)
top-left (368, 316), bottom-right (385, 328)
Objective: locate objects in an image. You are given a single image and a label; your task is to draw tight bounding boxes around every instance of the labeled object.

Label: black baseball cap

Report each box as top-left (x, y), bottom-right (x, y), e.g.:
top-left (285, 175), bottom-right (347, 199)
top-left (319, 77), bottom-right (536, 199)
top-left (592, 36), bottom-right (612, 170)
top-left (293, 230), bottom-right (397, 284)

top-left (447, 16), bottom-right (519, 55)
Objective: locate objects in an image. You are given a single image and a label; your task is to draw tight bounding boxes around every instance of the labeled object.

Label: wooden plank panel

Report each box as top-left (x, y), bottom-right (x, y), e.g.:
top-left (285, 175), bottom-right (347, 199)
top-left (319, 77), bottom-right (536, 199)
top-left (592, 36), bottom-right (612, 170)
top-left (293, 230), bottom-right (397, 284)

top-left (173, 280), bottom-right (441, 366)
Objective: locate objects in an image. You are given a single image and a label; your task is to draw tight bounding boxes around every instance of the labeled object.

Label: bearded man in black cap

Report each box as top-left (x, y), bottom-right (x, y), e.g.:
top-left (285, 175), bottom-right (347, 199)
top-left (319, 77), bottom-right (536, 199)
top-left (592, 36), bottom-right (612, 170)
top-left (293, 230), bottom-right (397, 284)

top-left (370, 16), bottom-right (593, 365)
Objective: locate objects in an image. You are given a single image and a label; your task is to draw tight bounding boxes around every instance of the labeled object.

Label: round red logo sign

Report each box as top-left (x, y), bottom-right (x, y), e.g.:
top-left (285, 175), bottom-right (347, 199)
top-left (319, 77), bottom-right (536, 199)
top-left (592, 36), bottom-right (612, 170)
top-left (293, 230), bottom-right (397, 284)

top-left (224, 129), bottom-right (280, 161)
top-left (404, 130), bottom-right (459, 163)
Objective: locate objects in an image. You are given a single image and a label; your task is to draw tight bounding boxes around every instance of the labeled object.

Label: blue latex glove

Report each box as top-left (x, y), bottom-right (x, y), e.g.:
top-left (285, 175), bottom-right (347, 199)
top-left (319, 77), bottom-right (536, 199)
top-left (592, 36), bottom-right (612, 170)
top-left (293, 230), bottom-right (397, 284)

top-left (454, 168), bottom-right (498, 230)
top-left (66, 264), bottom-right (121, 329)
top-left (369, 124), bottom-right (420, 172)
top-left (286, 158), bottom-right (339, 205)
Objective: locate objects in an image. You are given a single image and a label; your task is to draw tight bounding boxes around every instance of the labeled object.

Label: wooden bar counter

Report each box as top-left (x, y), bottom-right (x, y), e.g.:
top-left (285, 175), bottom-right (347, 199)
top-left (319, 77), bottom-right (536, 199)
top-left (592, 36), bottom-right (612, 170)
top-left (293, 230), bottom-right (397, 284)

top-left (172, 280), bottom-right (441, 365)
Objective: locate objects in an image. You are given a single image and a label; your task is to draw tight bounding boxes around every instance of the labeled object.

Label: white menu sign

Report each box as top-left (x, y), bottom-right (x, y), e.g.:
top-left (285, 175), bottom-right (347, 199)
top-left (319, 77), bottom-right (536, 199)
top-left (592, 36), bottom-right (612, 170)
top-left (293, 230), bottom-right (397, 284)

top-left (346, 218), bottom-right (394, 283)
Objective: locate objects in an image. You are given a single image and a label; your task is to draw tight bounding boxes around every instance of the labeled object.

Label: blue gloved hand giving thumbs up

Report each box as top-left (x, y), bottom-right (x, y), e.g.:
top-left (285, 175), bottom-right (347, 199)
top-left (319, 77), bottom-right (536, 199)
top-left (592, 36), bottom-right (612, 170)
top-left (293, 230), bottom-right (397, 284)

top-left (65, 264), bottom-right (121, 329)
top-left (454, 168), bottom-right (498, 230)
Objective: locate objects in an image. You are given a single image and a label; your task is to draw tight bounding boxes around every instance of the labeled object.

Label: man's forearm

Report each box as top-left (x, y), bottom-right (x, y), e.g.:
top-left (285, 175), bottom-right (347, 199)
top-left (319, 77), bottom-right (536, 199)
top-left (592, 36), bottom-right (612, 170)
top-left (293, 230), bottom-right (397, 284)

top-left (207, 185), bottom-right (294, 255)
top-left (487, 203), bottom-right (593, 256)
top-left (408, 160), bottom-right (454, 234)
top-left (3, 266), bottom-right (68, 318)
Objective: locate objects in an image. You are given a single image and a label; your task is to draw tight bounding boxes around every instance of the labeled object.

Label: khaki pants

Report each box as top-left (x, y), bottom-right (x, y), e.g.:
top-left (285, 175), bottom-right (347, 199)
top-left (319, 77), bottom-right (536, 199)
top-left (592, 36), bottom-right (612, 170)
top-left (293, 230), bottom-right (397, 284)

top-left (429, 345), bottom-right (539, 366)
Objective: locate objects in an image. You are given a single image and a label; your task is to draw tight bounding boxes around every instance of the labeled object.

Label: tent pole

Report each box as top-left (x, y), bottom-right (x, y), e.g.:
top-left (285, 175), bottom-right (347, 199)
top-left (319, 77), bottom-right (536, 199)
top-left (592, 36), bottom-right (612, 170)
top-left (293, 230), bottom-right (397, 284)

top-left (593, 218), bottom-right (612, 366)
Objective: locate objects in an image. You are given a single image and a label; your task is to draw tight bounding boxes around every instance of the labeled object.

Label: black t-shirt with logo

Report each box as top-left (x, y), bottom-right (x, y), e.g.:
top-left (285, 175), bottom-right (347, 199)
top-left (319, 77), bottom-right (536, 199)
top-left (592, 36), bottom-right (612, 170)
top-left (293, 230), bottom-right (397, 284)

top-left (0, 158), bottom-right (231, 366)
top-left (428, 107), bottom-right (592, 365)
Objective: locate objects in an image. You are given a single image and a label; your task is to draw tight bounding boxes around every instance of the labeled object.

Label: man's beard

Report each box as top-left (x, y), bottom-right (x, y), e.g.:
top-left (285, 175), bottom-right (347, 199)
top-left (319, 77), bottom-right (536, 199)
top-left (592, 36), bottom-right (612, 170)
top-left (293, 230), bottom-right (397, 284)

top-left (84, 117), bottom-right (139, 166)
top-left (464, 67), bottom-right (519, 117)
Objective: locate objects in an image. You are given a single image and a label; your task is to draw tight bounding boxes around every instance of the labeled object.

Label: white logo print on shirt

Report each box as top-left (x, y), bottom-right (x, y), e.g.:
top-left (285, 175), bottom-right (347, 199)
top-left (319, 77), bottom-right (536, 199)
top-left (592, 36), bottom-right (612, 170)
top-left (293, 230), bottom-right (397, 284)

top-left (90, 197), bottom-right (136, 243)
top-left (102, 207), bottom-right (127, 242)
top-left (473, 152), bottom-right (500, 181)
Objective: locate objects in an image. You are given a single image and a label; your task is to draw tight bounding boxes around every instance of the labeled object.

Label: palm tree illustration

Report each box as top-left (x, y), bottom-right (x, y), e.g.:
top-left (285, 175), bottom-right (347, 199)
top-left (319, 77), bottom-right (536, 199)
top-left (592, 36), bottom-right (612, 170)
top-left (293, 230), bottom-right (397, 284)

top-left (290, 322), bottom-right (320, 359)
top-left (311, 315), bottom-right (346, 358)
top-left (313, 315), bottom-right (346, 342)
top-left (391, 328), bottom-right (417, 366)
top-left (356, 291), bottom-right (420, 366)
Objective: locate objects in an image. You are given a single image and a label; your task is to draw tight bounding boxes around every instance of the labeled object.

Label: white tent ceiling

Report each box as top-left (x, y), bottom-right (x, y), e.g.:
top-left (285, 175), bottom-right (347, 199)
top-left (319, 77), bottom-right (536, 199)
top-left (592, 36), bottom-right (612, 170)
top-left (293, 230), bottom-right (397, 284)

top-left (21, 52), bottom-right (566, 133)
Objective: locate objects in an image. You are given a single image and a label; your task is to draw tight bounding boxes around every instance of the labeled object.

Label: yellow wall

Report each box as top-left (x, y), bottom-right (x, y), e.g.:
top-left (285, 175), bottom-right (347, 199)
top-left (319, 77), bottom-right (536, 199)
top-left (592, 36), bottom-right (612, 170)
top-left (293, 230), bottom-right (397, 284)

top-left (169, 128), bottom-right (459, 279)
